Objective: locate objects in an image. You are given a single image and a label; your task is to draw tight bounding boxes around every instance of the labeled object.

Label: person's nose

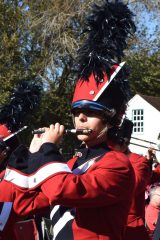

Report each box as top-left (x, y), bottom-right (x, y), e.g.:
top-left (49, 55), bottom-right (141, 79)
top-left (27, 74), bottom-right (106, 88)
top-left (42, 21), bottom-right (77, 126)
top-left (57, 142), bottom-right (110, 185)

top-left (78, 112), bottom-right (87, 122)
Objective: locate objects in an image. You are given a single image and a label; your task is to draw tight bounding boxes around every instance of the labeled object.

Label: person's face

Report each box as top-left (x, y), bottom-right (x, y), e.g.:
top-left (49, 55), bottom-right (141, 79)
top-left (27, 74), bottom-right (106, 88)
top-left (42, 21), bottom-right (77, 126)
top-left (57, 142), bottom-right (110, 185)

top-left (73, 109), bottom-right (108, 147)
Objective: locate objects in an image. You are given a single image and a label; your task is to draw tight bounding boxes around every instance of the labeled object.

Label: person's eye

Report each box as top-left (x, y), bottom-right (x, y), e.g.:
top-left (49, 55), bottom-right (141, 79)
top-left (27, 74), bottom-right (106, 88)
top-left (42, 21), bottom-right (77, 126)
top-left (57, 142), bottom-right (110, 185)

top-left (87, 112), bottom-right (95, 117)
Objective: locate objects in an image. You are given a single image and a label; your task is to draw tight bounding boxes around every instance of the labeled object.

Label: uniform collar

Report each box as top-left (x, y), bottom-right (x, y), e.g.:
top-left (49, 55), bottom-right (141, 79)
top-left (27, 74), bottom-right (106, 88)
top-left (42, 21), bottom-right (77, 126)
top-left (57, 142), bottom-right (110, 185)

top-left (73, 142), bottom-right (110, 169)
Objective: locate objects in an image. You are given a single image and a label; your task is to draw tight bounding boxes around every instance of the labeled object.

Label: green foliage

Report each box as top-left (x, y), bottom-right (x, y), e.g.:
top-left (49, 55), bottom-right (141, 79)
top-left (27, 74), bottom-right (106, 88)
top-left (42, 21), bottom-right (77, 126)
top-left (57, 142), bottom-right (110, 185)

top-left (0, 1), bottom-right (25, 102)
top-left (125, 51), bottom-right (160, 97)
top-left (0, 0), bottom-right (45, 104)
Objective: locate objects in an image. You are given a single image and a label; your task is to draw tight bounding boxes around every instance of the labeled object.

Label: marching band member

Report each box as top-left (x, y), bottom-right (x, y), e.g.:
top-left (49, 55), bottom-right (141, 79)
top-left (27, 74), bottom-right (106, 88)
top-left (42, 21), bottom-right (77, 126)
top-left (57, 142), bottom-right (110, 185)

top-left (0, 81), bottom-right (48, 240)
top-left (145, 186), bottom-right (160, 239)
top-left (4, 0), bottom-right (135, 240)
top-left (4, 68), bottom-right (136, 240)
top-left (4, 1), bottom-right (137, 240)
top-left (107, 119), bottom-right (151, 240)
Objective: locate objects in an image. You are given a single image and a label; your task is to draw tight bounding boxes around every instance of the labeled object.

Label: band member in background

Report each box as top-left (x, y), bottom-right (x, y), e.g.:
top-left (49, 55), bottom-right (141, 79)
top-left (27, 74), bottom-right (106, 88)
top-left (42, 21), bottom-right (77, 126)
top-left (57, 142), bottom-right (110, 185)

top-left (0, 125), bottom-right (42, 240)
top-left (4, 1), bottom-right (137, 239)
top-left (145, 186), bottom-right (160, 239)
top-left (0, 80), bottom-right (42, 172)
top-left (107, 118), bottom-right (151, 240)
top-left (0, 81), bottom-right (50, 240)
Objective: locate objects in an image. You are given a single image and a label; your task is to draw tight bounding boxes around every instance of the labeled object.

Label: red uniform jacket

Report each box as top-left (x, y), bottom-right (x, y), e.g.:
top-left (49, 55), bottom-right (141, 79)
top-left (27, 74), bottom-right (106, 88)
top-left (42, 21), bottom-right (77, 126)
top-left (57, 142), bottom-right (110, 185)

top-left (3, 143), bottom-right (135, 240)
top-left (0, 169), bottom-right (49, 240)
top-left (123, 152), bottom-right (151, 240)
top-left (0, 170), bottom-right (19, 240)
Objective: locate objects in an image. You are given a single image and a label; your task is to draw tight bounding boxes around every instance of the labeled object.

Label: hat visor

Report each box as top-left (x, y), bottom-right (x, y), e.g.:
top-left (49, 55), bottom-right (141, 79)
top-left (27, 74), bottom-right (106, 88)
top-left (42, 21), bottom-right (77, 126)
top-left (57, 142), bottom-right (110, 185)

top-left (71, 100), bottom-right (115, 117)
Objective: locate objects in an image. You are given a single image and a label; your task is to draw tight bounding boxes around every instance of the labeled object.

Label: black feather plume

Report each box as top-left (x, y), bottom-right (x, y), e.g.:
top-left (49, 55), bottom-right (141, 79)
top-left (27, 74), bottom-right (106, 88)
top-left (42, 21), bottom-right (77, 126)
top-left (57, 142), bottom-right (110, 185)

top-left (77, 0), bottom-right (136, 81)
top-left (0, 81), bottom-right (42, 132)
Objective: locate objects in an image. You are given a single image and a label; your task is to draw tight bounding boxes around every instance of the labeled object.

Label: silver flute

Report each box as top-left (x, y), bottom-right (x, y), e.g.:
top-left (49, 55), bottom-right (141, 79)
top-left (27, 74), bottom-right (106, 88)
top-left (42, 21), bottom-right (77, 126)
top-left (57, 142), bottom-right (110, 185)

top-left (32, 129), bottom-right (92, 135)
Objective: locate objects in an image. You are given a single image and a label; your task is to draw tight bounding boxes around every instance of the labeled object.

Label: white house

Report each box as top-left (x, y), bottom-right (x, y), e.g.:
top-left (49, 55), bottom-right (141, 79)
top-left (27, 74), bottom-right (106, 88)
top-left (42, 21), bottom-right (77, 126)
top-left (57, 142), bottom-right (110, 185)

top-left (126, 94), bottom-right (160, 160)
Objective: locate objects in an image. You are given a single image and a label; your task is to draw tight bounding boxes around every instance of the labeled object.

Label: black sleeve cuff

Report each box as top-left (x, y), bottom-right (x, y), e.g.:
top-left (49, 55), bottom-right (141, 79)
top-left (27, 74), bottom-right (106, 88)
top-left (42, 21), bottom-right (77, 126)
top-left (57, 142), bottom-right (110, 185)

top-left (40, 142), bottom-right (60, 155)
top-left (7, 144), bottom-right (29, 173)
top-left (28, 143), bottom-right (65, 174)
top-left (7, 143), bottom-right (65, 175)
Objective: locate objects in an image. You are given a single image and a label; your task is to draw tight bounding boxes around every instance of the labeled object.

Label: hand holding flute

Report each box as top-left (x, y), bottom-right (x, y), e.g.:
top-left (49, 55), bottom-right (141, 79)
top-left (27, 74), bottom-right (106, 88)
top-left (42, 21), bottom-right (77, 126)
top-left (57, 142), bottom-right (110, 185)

top-left (29, 123), bottom-right (65, 153)
top-left (30, 123), bottom-right (92, 153)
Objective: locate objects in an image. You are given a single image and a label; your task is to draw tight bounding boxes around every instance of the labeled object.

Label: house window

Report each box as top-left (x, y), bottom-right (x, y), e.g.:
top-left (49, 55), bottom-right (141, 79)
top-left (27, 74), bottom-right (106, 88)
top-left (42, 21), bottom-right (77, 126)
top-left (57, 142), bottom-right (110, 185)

top-left (132, 109), bottom-right (144, 133)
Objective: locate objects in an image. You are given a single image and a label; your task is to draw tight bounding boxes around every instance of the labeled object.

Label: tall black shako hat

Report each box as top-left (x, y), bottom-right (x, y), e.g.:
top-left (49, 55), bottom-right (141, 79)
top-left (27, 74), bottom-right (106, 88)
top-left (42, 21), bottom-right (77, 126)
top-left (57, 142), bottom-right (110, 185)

top-left (71, 0), bottom-right (136, 126)
top-left (0, 80), bottom-right (42, 134)
top-left (0, 81), bottom-right (42, 154)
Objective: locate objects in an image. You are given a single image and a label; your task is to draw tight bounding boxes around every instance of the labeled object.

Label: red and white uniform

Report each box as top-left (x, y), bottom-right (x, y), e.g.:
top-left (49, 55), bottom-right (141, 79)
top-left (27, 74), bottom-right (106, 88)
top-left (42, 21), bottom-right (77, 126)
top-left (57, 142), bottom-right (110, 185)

top-left (123, 152), bottom-right (151, 240)
top-left (0, 169), bottom-right (49, 240)
top-left (4, 143), bottom-right (135, 240)
top-left (0, 170), bottom-right (18, 240)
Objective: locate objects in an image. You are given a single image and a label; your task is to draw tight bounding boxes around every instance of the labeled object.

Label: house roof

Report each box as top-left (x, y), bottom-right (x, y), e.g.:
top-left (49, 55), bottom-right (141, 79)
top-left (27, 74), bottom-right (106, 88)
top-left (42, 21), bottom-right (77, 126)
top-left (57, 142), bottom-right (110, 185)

top-left (140, 94), bottom-right (160, 111)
